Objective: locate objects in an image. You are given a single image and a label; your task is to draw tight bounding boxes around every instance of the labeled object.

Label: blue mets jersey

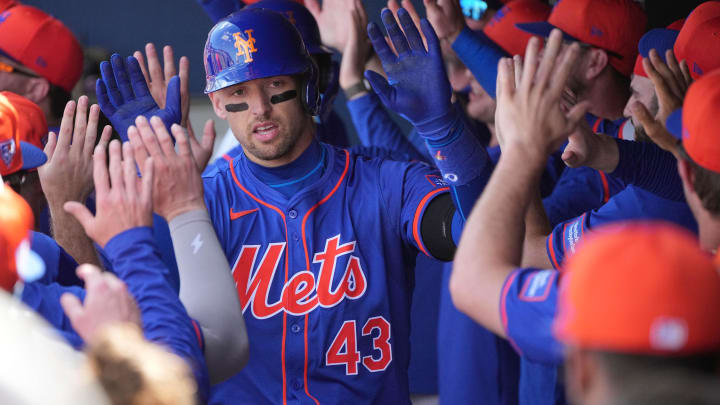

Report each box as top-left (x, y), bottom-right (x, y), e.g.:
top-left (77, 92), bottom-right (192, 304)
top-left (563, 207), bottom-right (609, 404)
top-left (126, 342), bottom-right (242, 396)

top-left (203, 143), bottom-right (449, 404)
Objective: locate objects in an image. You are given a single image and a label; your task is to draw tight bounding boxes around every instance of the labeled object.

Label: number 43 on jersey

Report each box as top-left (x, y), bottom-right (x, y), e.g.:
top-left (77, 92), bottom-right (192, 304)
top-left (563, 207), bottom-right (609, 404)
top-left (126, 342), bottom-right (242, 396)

top-left (326, 316), bottom-right (392, 375)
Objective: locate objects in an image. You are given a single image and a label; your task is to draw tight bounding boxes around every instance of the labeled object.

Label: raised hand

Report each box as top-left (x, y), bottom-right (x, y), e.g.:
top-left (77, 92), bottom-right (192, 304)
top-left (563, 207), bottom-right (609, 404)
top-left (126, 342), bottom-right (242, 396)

top-left (96, 53), bottom-right (181, 142)
top-left (495, 29), bottom-right (589, 162)
top-left (133, 43), bottom-right (191, 127)
top-left (127, 116), bottom-right (207, 222)
top-left (339, 0), bottom-right (371, 92)
top-left (423, 0), bottom-right (464, 42)
top-left (39, 96), bottom-right (112, 206)
top-left (366, 8), bottom-right (452, 127)
top-left (64, 139), bottom-right (154, 248)
top-left (306, 0), bottom-right (353, 52)
top-left (630, 49), bottom-right (691, 156)
top-left (60, 264), bottom-right (141, 343)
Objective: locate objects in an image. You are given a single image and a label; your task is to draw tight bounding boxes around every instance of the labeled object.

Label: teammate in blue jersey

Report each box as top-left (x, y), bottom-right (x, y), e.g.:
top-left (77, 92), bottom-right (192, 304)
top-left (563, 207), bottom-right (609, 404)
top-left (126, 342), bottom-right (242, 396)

top-left (114, 7), bottom-right (494, 404)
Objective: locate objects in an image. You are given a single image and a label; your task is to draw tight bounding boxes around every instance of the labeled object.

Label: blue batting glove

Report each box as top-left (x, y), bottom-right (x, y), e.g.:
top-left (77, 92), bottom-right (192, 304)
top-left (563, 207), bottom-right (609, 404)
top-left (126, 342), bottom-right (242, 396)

top-left (96, 54), bottom-right (181, 142)
top-left (365, 9), bottom-right (454, 139)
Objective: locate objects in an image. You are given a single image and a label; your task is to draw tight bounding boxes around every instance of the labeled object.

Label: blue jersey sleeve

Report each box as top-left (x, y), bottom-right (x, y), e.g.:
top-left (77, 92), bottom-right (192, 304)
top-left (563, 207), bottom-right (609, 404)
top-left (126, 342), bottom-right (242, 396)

top-left (500, 268), bottom-right (563, 366)
top-left (30, 231), bottom-right (82, 287)
top-left (451, 26), bottom-right (507, 99)
top-left (378, 159), bottom-right (450, 257)
top-left (346, 92), bottom-right (428, 162)
top-left (21, 282), bottom-right (85, 348)
top-left (103, 227), bottom-right (210, 400)
top-left (546, 186), bottom-right (698, 268)
top-left (610, 138), bottom-right (685, 202)
top-left (543, 167), bottom-right (625, 227)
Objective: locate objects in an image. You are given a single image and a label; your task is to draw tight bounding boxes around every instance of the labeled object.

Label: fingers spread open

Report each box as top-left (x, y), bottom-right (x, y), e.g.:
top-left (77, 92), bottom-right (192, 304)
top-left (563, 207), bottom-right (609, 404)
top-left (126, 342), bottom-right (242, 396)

top-left (84, 104), bottom-right (101, 155)
top-left (146, 43), bottom-right (164, 86)
top-left (163, 45), bottom-right (177, 81)
top-left (100, 60), bottom-right (123, 107)
top-left (134, 116), bottom-right (165, 158)
top-left (150, 116), bottom-right (176, 156)
top-left (382, 9), bottom-right (411, 55)
top-left (126, 56), bottom-right (151, 99)
top-left (71, 96), bottom-right (89, 153)
top-left (368, 21), bottom-right (397, 65)
top-left (111, 54), bottom-right (134, 102)
top-left (92, 142), bottom-right (110, 195)
top-left (397, 9), bottom-right (424, 52)
top-left (95, 78), bottom-right (117, 116)
top-left (56, 100), bottom-right (76, 155)
top-left (127, 126), bottom-right (150, 176)
top-left (108, 140), bottom-right (124, 192)
top-left (122, 142), bottom-right (138, 197)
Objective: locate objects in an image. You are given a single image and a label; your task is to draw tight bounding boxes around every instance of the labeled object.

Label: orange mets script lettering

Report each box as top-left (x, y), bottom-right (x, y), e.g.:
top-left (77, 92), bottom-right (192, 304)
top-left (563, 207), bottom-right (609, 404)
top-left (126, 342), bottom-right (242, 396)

top-left (233, 29), bottom-right (258, 63)
top-left (231, 235), bottom-right (368, 319)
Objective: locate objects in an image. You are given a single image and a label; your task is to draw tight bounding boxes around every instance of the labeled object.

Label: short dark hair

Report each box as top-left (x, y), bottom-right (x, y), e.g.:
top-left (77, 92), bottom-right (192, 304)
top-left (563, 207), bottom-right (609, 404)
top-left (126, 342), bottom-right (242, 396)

top-left (679, 146), bottom-right (720, 216)
top-left (47, 83), bottom-right (71, 121)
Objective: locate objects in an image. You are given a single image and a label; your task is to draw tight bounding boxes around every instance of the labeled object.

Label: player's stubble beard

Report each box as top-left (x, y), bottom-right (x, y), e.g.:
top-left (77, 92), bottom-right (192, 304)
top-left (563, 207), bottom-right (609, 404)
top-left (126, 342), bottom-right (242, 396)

top-left (241, 106), bottom-right (314, 163)
top-left (632, 94), bottom-right (658, 144)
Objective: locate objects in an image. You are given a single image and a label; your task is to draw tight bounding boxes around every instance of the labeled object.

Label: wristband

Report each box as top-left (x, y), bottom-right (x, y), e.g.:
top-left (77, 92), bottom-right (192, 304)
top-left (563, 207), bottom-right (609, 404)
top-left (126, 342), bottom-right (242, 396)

top-left (343, 80), bottom-right (369, 99)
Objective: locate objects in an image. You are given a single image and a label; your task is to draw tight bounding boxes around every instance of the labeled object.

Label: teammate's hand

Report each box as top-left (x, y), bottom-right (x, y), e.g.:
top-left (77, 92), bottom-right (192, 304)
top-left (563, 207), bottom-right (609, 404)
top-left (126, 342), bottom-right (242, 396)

top-left (423, 0), bottom-right (464, 43)
top-left (339, 0), bottom-right (371, 93)
top-left (133, 43), bottom-right (191, 128)
top-left (63, 139), bottom-right (154, 248)
top-left (495, 30), bottom-right (589, 163)
top-left (96, 53), bottom-right (182, 142)
top-left (366, 8), bottom-right (452, 127)
top-left (60, 264), bottom-right (141, 343)
top-left (629, 49), bottom-right (691, 157)
top-left (39, 96), bottom-right (112, 208)
top-left (128, 116), bottom-right (207, 222)
top-left (306, 0), bottom-right (353, 52)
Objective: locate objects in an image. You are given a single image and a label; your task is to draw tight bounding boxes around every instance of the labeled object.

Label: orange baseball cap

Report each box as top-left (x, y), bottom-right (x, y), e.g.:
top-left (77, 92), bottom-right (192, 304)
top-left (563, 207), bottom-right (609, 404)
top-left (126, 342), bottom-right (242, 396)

top-left (0, 185), bottom-right (44, 291)
top-left (554, 222), bottom-right (720, 355)
top-left (673, 1), bottom-right (720, 80)
top-left (0, 0), bottom-right (16, 12)
top-left (516, 0), bottom-right (647, 77)
top-left (666, 70), bottom-right (720, 173)
top-left (481, 0), bottom-right (551, 57)
top-left (0, 5), bottom-right (83, 93)
top-left (0, 92), bottom-right (47, 175)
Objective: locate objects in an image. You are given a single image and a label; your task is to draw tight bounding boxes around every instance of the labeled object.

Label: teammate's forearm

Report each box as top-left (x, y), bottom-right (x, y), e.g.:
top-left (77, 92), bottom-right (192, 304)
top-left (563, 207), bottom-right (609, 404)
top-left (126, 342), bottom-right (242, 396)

top-left (450, 148), bottom-right (545, 336)
top-left (521, 190), bottom-right (553, 269)
top-left (169, 209), bottom-right (249, 384)
top-left (49, 204), bottom-right (102, 268)
top-left (103, 227), bottom-right (210, 400)
top-left (610, 138), bottom-right (685, 201)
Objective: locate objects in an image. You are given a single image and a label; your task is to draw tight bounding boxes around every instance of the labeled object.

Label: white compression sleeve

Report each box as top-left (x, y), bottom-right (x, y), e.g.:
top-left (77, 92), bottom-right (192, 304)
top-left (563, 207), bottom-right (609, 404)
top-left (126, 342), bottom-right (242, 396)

top-left (169, 209), bottom-right (249, 384)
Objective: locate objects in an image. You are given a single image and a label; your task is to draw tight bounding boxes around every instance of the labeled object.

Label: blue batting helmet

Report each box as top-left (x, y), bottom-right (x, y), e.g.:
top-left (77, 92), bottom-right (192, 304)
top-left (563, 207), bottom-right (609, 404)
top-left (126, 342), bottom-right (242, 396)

top-left (203, 8), bottom-right (320, 115)
top-left (245, 0), bottom-right (332, 56)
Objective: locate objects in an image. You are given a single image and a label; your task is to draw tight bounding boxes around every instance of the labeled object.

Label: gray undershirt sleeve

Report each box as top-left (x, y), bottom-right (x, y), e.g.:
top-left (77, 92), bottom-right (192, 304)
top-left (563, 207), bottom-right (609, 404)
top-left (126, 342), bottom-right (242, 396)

top-left (169, 209), bottom-right (249, 384)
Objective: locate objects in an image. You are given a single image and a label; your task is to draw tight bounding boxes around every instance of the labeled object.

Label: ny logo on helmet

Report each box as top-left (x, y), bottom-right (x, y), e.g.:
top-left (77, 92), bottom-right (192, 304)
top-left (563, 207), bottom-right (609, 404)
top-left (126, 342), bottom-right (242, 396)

top-left (233, 30), bottom-right (258, 63)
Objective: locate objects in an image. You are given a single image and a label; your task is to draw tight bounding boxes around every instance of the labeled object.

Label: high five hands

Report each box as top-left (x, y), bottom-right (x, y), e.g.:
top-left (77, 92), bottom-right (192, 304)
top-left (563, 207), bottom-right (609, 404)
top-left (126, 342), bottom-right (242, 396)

top-left (495, 29), bottom-right (590, 165)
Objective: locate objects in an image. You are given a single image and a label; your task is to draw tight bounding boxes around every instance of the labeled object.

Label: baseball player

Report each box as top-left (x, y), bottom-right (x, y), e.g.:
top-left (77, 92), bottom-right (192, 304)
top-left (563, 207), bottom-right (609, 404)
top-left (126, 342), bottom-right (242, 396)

top-left (109, 7), bottom-right (494, 403)
top-left (201, 0), bottom-right (351, 163)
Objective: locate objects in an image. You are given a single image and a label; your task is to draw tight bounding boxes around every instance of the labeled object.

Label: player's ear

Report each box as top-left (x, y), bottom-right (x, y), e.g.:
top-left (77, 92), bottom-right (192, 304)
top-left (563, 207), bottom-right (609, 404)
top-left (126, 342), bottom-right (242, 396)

top-left (208, 92), bottom-right (228, 120)
top-left (583, 48), bottom-right (609, 81)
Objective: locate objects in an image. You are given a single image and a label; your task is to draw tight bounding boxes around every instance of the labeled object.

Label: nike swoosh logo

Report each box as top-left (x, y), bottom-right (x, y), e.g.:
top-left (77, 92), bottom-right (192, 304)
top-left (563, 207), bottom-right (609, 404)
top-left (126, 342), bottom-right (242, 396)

top-left (230, 208), bottom-right (259, 220)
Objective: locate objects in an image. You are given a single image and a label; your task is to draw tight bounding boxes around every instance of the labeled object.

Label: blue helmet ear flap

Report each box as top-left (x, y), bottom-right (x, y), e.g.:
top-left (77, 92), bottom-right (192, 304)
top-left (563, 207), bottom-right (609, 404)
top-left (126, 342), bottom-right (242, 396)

top-left (302, 58), bottom-right (321, 116)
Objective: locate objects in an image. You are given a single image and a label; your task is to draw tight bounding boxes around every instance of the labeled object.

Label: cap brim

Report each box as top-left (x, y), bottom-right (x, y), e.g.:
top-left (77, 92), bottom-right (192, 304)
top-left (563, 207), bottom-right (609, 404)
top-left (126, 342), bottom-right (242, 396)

top-left (19, 141), bottom-right (47, 170)
top-left (666, 108), bottom-right (683, 140)
top-left (638, 28), bottom-right (679, 59)
top-left (515, 22), bottom-right (578, 42)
